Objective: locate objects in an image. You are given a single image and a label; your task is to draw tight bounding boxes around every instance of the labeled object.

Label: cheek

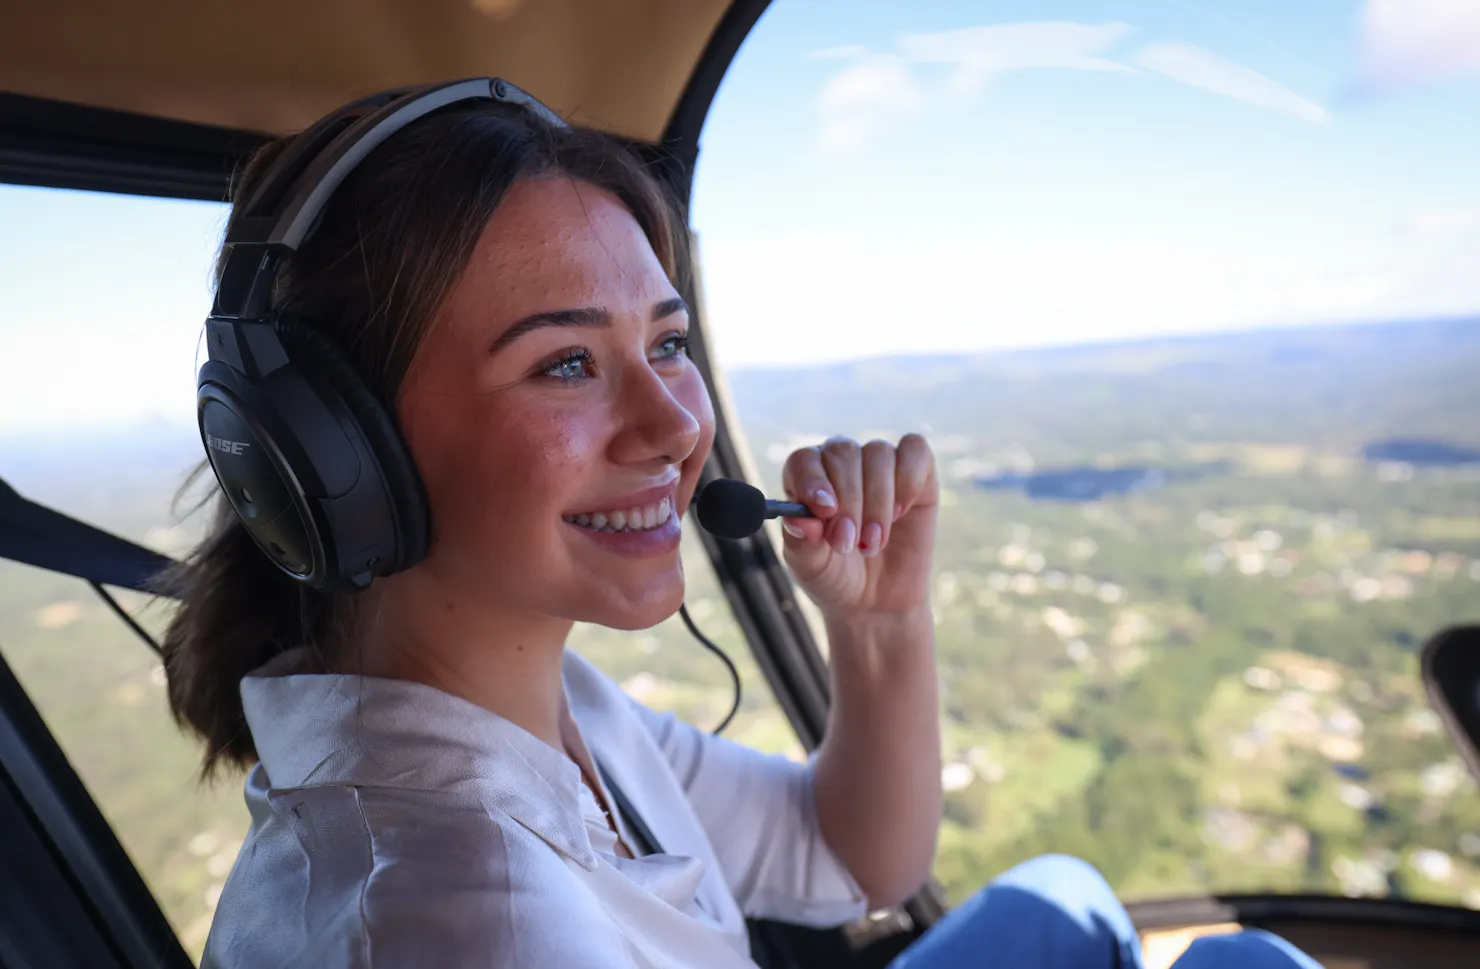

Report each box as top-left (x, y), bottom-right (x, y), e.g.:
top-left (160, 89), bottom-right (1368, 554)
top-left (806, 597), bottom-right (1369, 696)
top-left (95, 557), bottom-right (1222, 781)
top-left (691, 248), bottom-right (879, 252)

top-left (401, 387), bottom-right (603, 534)
top-left (675, 370), bottom-right (717, 502)
top-left (451, 411), bottom-right (601, 522)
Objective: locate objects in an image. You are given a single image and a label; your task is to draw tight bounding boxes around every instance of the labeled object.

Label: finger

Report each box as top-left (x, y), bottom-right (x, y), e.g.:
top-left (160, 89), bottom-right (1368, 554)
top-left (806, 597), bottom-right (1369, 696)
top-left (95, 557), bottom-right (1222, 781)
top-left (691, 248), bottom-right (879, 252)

top-left (859, 440), bottom-right (896, 557)
top-left (781, 446), bottom-right (839, 522)
top-left (894, 433), bottom-right (937, 518)
top-left (820, 437), bottom-right (862, 554)
top-left (778, 510), bottom-right (831, 583)
top-left (775, 449), bottom-right (831, 573)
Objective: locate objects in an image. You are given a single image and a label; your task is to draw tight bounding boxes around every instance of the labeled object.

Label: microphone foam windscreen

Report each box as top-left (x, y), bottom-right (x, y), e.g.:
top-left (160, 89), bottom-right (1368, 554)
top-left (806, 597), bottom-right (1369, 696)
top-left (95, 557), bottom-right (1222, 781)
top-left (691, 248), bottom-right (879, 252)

top-left (695, 478), bottom-right (767, 539)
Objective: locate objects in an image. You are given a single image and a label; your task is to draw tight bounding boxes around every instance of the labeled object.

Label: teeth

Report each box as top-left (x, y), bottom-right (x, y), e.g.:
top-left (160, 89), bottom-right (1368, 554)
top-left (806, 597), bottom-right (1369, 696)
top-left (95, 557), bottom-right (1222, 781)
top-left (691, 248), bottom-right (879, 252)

top-left (565, 496), bottom-right (674, 533)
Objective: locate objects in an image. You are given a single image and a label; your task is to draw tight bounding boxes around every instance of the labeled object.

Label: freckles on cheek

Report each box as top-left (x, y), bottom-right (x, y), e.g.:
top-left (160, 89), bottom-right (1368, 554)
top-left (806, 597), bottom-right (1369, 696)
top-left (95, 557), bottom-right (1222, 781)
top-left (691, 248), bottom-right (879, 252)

top-left (527, 415), bottom-right (601, 496)
top-left (458, 409), bottom-right (602, 530)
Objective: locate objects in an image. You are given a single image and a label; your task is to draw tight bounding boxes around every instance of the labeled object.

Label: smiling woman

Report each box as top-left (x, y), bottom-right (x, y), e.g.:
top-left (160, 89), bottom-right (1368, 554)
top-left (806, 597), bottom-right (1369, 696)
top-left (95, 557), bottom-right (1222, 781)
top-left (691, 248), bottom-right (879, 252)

top-left (146, 72), bottom-right (1327, 969)
top-left (161, 96), bottom-right (700, 778)
top-left (159, 83), bottom-right (911, 969)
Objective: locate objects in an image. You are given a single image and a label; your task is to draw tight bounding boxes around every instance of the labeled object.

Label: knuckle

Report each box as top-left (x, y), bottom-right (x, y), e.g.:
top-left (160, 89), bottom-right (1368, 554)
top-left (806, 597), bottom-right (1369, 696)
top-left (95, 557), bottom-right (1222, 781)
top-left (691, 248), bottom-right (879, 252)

top-left (784, 446), bottom-right (819, 468)
top-left (822, 448), bottom-right (860, 475)
top-left (823, 434), bottom-right (859, 453)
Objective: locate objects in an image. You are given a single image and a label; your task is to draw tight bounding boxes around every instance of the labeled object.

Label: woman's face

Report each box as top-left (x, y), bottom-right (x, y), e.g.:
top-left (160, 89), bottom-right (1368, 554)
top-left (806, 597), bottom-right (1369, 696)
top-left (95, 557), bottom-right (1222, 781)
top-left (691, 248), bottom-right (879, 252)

top-left (396, 177), bottom-right (715, 631)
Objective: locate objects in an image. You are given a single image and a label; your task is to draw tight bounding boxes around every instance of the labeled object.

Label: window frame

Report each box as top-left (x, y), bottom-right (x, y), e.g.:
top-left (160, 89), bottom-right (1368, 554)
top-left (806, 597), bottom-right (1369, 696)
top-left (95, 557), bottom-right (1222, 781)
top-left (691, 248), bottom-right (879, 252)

top-left (0, 644), bottom-right (192, 969)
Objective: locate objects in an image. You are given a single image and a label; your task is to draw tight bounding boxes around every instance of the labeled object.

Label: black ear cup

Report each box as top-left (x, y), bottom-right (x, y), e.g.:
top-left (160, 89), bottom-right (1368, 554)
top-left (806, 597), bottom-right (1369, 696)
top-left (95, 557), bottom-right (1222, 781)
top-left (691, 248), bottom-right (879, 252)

top-left (277, 322), bottom-right (431, 574)
top-left (198, 374), bottom-right (320, 579)
top-left (199, 80), bottom-right (559, 589)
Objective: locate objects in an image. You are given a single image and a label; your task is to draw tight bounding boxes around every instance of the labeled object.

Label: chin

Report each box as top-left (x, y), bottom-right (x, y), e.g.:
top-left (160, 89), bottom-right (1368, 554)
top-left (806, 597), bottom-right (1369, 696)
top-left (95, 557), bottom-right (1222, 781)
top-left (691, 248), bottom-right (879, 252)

top-left (577, 575), bottom-right (686, 632)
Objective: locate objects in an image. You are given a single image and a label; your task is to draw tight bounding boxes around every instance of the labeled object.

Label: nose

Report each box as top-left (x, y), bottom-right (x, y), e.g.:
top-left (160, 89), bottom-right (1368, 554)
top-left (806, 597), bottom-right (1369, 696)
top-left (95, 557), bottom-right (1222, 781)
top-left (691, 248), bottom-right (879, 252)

top-left (608, 358), bottom-right (702, 468)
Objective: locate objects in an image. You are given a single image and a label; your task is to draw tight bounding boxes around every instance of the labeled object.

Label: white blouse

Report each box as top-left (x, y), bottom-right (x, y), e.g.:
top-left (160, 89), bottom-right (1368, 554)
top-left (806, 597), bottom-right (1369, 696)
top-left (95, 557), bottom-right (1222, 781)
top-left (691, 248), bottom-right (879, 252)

top-left (200, 647), bottom-right (868, 968)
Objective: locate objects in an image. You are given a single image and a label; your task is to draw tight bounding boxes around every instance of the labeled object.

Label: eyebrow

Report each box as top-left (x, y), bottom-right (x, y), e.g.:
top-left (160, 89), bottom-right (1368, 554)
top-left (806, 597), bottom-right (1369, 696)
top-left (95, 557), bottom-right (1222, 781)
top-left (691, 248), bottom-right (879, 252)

top-left (652, 297), bottom-right (689, 322)
top-left (489, 297), bottom-right (690, 354)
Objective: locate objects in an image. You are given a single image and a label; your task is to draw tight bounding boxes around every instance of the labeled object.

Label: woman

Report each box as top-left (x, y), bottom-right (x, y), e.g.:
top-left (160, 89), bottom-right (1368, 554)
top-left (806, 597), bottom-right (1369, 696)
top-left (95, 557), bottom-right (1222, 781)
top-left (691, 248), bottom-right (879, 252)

top-left (166, 86), bottom-right (1320, 969)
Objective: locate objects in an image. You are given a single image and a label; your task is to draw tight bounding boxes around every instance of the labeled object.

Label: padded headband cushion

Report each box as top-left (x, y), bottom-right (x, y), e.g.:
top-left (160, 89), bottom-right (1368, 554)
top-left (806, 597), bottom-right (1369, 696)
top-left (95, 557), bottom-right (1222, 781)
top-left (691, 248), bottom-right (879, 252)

top-left (278, 322), bottom-right (431, 570)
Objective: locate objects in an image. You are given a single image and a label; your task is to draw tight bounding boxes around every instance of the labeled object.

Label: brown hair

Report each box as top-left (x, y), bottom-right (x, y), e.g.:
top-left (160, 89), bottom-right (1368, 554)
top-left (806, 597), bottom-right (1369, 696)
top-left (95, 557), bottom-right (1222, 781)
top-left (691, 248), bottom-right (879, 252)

top-left (159, 100), bottom-right (687, 779)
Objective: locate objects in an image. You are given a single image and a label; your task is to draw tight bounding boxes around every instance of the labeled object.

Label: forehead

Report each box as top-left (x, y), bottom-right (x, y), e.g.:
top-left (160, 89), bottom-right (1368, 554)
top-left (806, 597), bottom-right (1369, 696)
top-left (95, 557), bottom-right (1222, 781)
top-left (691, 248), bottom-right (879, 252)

top-left (447, 176), bottom-right (671, 323)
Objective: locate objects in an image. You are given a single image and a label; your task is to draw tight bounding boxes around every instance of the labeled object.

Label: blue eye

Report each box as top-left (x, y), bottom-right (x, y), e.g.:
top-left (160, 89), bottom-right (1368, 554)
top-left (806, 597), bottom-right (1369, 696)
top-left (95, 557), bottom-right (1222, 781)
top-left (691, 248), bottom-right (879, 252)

top-left (542, 350), bottom-right (593, 385)
top-left (652, 333), bottom-right (689, 362)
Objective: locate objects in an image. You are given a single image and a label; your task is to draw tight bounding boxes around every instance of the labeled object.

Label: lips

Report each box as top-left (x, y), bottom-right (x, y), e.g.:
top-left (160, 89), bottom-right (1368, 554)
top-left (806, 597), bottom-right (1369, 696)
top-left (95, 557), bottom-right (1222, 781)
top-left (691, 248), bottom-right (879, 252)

top-left (562, 479), bottom-right (685, 557)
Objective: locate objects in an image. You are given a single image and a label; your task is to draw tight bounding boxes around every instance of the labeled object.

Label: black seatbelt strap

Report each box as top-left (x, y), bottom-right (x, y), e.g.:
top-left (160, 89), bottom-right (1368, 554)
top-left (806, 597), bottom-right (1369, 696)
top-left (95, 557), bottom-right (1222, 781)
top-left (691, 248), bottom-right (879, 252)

top-left (596, 762), bottom-right (718, 919)
top-left (595, 761), bottom-right (665, 858)
top-left (0, 477), bottom-right (176, 595)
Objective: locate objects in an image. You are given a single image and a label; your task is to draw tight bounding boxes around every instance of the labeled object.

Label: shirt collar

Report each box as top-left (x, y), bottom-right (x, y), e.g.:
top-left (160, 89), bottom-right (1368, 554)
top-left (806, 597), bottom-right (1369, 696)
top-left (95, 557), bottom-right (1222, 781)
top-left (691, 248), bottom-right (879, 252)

top-left (239, 647), bottom-right (599, 870)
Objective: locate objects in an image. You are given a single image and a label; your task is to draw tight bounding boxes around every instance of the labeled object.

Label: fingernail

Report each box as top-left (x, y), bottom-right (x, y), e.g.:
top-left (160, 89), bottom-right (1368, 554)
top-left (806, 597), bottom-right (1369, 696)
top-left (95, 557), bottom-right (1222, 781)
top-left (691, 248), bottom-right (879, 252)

top-left (782, 519), bottom-right (806, 539)
top-left (813, 488), bottom-right (837, 509)
top-left (833, 518), bottom-right (857, 554)
top-left (860, 522), bottom-right (882, 556)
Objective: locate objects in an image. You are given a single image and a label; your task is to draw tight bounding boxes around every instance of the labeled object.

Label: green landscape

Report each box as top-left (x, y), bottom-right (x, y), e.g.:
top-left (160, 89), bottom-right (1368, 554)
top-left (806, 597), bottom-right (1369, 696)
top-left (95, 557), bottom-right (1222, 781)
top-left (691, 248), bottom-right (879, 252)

top-left (3, 314), bottom-right (1480, 957)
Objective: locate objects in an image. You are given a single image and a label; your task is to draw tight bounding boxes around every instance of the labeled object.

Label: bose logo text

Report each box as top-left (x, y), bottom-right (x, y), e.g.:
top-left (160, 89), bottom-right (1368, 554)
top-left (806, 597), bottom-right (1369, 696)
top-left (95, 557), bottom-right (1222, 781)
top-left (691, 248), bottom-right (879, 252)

top-left (207, 435), bottom-right (251, 455)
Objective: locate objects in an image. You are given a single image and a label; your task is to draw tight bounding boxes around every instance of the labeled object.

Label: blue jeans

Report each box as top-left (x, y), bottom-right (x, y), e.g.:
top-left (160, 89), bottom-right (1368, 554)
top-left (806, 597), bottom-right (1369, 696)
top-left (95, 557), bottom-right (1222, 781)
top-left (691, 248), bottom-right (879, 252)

top-left (890, 855), bottom-right (1322, 969)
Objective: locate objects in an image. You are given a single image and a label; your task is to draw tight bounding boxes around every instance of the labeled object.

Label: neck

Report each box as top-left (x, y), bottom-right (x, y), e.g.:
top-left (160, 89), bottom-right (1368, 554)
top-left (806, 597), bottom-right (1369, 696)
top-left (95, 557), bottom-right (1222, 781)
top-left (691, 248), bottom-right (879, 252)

top-left (343, 569), bottom-right (575, 751)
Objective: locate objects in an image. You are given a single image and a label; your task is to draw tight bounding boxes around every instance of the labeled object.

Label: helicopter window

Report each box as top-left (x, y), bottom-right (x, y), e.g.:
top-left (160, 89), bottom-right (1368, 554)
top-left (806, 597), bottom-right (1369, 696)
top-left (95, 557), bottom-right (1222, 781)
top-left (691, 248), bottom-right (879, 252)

top-left (691, 0), bottom-right (1480, 908)
top-left (0, 184), bottom-right (243, 956)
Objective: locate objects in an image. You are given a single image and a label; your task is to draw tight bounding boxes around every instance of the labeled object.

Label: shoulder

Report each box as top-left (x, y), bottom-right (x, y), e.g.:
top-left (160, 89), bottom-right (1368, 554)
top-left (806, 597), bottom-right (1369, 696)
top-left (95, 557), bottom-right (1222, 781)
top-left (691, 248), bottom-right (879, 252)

top-left (356, 788), bottom-right (628, 967)
top-left (206, 781), bottom-right (627, 969)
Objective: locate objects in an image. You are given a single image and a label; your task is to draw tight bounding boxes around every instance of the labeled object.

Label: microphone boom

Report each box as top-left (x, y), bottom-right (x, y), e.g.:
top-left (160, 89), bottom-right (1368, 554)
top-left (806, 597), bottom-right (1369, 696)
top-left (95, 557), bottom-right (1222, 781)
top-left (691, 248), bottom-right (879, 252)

top-left (695, 479), bottom-right (813, 540)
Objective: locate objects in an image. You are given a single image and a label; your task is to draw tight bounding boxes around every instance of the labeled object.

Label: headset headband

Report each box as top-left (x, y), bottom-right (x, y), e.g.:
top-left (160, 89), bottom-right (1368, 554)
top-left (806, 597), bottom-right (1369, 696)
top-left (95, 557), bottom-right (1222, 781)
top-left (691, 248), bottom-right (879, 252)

top-left (213, 77), bottom-right (566, 323)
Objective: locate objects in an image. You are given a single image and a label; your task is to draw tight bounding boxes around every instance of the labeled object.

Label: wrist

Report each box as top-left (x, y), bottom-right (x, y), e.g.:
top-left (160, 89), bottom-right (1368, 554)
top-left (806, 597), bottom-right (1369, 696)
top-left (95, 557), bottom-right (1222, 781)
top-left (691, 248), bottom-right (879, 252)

top-left (822, 603), bottom-right (934, 651)
top-left (828, 603), bottom-right (929, 633)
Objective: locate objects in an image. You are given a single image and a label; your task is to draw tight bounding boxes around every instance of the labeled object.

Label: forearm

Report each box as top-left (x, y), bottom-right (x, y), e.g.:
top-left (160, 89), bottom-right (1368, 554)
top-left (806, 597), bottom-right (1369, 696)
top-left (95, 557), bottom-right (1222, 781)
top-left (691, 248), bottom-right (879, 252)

top-left (811, 606), bottom-right (942, 909)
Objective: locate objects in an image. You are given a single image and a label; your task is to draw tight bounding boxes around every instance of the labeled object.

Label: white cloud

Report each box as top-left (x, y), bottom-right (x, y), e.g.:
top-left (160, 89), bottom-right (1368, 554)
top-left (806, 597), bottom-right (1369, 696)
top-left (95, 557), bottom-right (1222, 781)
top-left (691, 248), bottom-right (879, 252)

top-left (1374, 237), bottom-right (1480, 317)
top-left (817, 53), bottom-right (925, 152)
top-left (1356, 0), bottom-right (1480, 92)
top-left (1409, 206), bottom-right (1480, 237)
top-left (697, 233), bottom-right (1429, 368)
top-left (811, 21), bottom-right (1330, 151)
top-left (1131, 42), bottom-right (1330, 124)
top-left (814, 22), bottom-right (1135, 152)
top-left (897, 22), bottom-right (1136, 98)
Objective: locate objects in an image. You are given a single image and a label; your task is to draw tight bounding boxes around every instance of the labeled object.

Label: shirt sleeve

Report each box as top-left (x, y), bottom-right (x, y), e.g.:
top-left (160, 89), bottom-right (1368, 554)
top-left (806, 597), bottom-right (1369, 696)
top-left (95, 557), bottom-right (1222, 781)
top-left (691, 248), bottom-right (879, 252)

top-left (628, 699), bottom-right (869, 927)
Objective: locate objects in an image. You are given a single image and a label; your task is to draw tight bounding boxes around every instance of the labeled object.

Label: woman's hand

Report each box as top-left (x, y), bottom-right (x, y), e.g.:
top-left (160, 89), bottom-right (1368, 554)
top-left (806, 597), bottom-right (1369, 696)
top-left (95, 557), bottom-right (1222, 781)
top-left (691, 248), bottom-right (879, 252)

top-left (779, 434), bottom-right (938, 617)
top-left (786, 435), bottom-right (943, 905)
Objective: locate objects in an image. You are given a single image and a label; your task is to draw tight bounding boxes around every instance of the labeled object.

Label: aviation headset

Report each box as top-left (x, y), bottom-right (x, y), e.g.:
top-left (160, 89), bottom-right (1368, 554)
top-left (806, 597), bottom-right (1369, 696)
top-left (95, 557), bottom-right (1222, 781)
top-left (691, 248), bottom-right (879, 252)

top-left (197, 78), bottom-right (569, 593)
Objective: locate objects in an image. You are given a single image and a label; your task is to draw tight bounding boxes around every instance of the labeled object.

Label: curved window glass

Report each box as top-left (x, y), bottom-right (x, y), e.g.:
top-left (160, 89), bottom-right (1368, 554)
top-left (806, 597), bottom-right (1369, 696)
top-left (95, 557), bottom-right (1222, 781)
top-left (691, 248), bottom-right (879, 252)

top-left (693, 0), bottom-right (1480, 907)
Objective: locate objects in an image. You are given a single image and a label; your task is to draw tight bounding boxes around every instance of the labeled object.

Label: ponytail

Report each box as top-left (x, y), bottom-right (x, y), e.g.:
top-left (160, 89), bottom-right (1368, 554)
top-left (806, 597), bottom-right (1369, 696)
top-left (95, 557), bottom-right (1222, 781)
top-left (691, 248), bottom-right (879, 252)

top-left (156, 493), bottom-right (344, 777)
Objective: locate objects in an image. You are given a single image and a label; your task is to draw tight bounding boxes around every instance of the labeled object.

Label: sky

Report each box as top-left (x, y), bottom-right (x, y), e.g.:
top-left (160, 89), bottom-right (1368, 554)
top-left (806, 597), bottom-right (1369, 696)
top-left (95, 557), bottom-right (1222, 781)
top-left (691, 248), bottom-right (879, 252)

top-left (2, 0), bottom-right (1480, 432)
